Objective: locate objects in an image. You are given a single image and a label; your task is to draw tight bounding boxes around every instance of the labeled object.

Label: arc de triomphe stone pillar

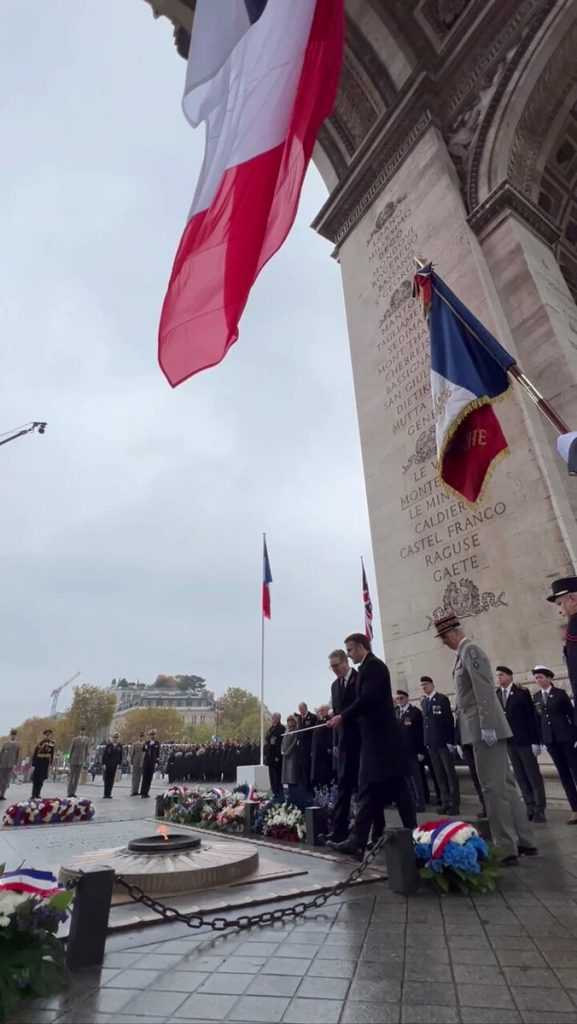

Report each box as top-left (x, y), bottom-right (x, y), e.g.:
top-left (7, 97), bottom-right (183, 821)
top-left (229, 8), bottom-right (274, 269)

top-left (147, 0), bottom-right (577, 695)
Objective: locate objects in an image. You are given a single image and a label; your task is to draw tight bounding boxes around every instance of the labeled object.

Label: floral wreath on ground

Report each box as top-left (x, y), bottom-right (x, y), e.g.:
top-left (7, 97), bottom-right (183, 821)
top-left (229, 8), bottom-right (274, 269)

top-left (413, 819), bottom-right (499, 894)
top-left (162, 783), bottom-right (306, 842)
top-left (0, 866), bottom-right (73, 1020)
top-left (2, 798), bottom-right (95, 828)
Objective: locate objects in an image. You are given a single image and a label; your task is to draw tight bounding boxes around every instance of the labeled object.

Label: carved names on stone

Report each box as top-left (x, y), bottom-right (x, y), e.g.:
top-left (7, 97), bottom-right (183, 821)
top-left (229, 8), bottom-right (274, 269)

top-left (365, 192), bottom-right (508, 626)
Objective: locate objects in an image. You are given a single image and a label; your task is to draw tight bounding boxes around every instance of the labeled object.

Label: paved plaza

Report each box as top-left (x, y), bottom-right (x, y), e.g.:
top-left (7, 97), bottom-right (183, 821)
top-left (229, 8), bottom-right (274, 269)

top-left (3, 780), bottom-right (577, 1024)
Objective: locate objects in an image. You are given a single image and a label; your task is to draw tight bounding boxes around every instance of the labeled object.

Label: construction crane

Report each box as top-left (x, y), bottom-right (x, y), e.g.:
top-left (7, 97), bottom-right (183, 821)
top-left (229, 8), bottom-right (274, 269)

top-left (50, 672), bottom-right (81, 717)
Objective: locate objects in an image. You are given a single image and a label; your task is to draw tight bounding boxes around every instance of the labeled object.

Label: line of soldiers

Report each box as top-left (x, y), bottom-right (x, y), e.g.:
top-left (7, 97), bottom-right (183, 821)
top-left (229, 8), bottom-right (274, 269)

top-left (165, 740), bottom-right (260, 783)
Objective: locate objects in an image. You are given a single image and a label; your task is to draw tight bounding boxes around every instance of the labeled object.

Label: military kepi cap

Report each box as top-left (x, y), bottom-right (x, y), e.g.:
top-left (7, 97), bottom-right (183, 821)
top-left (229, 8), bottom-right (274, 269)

top-left (433, 613), bottom-right (461, 636)
top-left (546, 577), bottom-right (577, 602)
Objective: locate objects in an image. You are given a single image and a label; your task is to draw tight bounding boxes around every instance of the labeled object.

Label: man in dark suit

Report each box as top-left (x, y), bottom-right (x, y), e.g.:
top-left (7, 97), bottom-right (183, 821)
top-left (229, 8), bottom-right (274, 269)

top-left (532, 666), bottom-right (577, 824)
top-left (496, 666), bottom-right (546, 822)
top-left (326, 633), bottom-right (416, 858)
top-left (263, 713), bottom-right (285, 796)
top-left (420, 676), bottom-right (460, 814)
top-left (325, 649), bottom-right (360, 842)
top-left (296, 702), bottom-right (317, 792)
top-left (395, 690), bottom-right (426, 812)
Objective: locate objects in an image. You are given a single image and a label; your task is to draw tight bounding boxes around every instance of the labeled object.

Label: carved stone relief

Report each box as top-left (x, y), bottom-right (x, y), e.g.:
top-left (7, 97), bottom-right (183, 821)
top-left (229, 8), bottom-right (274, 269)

top-left (427, 577), bottom-right (508, 628)
top-left (420, 0), bottom-right (472, 39)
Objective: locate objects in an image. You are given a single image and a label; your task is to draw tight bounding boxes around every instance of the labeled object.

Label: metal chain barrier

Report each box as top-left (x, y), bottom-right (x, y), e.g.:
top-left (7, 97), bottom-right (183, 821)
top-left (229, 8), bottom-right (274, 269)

top-left (114, 833), bottom-right (387, 932)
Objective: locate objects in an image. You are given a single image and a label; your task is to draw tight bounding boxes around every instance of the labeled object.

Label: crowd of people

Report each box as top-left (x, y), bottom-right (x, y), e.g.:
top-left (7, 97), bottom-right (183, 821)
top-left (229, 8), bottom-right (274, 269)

top-left (260, 574), bottom-right (577, 863)
top-left (2, 574), bottom-right (577, 864)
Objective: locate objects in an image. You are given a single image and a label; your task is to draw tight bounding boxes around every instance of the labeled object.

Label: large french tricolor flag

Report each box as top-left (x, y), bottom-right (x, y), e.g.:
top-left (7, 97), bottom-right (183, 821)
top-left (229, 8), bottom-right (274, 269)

top-left (159, 0), bottom-right (344, 387)
top-left (413, 265), bottom-right (516, 505)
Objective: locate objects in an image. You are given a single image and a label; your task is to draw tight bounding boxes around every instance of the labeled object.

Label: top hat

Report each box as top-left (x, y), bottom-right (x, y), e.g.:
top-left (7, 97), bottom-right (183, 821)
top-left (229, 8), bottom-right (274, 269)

top-left (433, 612), bottom-right (461, 636)
top-left (546, 577), bottom-right (577, 602)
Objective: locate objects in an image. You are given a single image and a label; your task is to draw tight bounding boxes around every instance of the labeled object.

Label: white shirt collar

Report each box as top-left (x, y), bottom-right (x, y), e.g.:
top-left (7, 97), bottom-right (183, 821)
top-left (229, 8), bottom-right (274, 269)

top-left (426, 688), bottom-right (437, 699)
top-left (343, 668), bottom-right (352, 684)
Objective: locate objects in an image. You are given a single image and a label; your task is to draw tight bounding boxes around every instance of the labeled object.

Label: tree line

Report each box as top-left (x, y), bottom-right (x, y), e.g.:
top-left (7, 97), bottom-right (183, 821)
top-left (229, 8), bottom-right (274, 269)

top-left (1, 684), bottom-right (268, 754)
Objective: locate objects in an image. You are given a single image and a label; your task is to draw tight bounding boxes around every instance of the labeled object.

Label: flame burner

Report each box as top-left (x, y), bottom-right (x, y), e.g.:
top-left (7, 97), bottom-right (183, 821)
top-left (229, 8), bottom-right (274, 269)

top-left (127, 834), bottom-right (201, 854)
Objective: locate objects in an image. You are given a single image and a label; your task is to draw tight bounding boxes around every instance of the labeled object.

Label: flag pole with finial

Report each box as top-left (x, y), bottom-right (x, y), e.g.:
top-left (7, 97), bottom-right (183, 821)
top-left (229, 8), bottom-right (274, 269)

top-left (260, 533), bottom-right (272, 765)
top-left (413, 255), bottom-right (570, 435)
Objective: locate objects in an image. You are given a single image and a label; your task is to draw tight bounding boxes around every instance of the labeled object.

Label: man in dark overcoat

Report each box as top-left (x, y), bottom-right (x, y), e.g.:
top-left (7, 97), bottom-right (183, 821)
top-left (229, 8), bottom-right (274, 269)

top-left (326, 633), bottom-right (416, 857)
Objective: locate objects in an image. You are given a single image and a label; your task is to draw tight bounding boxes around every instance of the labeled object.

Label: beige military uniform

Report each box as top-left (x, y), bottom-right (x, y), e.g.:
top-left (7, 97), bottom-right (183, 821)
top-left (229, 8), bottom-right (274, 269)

top-left (0, 738), bottom-right (20, 798)
top-left (454, 637), bottom-right (534, 856)
top-left (130, 742), bottom-right (145, 796)
top-left (67, 735), bottom-right (91, 796)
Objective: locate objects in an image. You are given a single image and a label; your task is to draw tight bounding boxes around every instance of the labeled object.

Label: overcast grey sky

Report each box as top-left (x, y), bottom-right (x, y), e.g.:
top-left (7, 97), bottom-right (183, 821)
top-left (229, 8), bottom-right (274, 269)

top-left (0, 1), bottom-right (379, 733)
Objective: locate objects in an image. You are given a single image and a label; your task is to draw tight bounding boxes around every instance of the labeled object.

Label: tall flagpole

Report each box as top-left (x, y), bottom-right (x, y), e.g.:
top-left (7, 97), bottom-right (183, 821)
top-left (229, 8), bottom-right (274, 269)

top-left (260, 590), bottom-right (265, 766)
top-left (260, 532), bottom-right (267, 766)
top-left (260, 533), bottom-right (273, 765)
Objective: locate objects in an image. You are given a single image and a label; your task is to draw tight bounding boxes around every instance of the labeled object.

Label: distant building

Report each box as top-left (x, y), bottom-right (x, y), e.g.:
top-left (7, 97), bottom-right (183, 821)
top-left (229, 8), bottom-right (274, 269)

top-left (111, 686), bottom-right (216, 731)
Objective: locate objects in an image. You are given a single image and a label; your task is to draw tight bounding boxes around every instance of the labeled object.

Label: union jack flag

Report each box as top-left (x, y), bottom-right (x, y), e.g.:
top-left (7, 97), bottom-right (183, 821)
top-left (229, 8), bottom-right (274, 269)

top-left (361, 557), bottom-right (373, 642)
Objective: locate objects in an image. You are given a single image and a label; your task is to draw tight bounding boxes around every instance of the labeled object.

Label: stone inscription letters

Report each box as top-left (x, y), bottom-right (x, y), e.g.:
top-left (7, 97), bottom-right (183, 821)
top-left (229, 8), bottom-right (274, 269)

top-left (367, 193), bottom-right (509, 618)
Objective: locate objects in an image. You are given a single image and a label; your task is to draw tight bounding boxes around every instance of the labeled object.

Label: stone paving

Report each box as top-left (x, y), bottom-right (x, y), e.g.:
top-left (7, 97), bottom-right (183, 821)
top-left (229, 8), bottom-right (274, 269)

top-left (6, 786), bottom-right (577, 1024)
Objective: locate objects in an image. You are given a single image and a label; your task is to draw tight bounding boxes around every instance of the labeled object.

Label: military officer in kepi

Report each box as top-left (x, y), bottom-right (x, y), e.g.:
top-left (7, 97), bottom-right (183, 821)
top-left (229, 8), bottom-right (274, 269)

top-left (546, 576), bottom-right (577, 715)
top-left (532, 665), bottom-right (577, 825)
top-left (434, 613), bottom-right (537, 865)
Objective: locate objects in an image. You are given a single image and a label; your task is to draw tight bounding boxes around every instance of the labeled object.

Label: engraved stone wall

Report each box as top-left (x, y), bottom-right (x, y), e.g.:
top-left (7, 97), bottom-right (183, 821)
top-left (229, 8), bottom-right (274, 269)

top-left (338, 126), bottom-right (577, 695)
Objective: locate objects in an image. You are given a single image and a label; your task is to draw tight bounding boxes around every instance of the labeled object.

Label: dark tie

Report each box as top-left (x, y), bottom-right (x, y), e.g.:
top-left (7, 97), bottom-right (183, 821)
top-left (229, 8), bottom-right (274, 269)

top-left (497, 689), bottom-right (505, 709)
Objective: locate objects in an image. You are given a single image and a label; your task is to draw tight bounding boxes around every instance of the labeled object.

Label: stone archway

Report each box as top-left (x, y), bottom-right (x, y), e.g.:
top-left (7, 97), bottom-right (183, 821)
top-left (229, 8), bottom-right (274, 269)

top-left (146, 0), bottom-right (577, 691)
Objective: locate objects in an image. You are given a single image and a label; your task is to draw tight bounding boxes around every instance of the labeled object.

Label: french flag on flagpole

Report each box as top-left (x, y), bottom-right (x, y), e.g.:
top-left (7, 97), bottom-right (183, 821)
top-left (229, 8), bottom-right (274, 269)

top-left (413, 264), bottom-right (516, 506)
top-left (262, 536), bottom-right (272, 620)
top-left (158, 0), bottom-right (344, 387)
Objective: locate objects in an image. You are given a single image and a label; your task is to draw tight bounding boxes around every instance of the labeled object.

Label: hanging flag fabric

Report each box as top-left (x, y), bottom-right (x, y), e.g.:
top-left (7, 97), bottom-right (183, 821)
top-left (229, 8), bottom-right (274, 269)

top-left (158, 0), bottom-right (344, 387)
top-left (0, 869), bottom-right (65, 898)
top-left (413, 264), bottom-right (516, 505)
top-left (262, 538), bottom-right (272, 620)
top-left (361, 558), bottom-right (374, 642)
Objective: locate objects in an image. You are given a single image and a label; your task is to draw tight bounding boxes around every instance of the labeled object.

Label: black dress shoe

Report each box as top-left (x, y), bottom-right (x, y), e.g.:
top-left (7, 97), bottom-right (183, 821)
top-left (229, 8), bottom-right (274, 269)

top-left (533, 812), bottom-right (546, 823)
top-left (326, 839), bottom-right (363, 859)
top-left (501, 855), bottom-right (519, 866)
top-left (518, 846), bottom-right (538, 857)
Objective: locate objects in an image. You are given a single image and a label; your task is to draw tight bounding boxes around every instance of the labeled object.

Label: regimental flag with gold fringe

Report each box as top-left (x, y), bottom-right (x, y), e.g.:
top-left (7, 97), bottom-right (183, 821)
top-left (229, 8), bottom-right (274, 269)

top-left (413, 263), bottom-right (516, 506)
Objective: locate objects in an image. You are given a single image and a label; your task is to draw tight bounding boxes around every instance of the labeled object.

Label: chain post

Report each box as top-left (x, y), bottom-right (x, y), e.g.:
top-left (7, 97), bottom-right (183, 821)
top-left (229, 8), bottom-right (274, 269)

top-left (113, 828), bottom-right (389, 934)
top-left (66, 868), bottom-right (114, 971)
